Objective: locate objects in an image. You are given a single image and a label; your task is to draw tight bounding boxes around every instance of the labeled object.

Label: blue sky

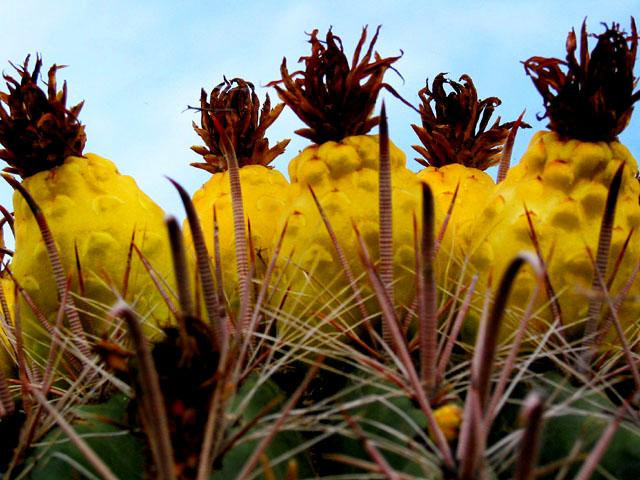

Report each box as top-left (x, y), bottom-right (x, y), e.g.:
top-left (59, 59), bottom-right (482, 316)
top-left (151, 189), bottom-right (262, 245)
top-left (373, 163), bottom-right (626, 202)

top-left (2, 1), bottom-right (639, 219)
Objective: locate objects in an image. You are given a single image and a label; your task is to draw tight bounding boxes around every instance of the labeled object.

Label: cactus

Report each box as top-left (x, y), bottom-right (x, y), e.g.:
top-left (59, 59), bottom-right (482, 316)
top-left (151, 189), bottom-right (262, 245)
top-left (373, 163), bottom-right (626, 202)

top-left (1, 20), bottom-right (640, 479)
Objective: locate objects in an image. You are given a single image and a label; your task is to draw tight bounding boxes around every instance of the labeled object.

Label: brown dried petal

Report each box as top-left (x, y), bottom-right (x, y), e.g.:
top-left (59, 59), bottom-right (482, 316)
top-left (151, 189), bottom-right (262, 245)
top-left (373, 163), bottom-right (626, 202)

top-left (0, 55), bottom-right (85, 178)
top-left (191, 78), bottom-right (289, 173)
top-left (523, 19), bottom-right (639, 141)
top-left (267, 26), bottom-right (403, 144)
top-left (411, 73), bottom-right (527, 170)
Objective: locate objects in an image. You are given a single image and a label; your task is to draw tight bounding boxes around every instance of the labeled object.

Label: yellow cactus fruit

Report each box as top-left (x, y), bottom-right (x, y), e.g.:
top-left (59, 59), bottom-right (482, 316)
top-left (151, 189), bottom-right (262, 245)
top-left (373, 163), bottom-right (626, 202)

top-left (185, 78), bottom-right (290, 308)
top-left (269, 26), bottom-right (422, 336)
top-left (433, 403), bottom-right (464, 441)
top-left (469, 21), bottom-right (640, 341)
top-left (282, 136), bottom-right (421, 321)
top-left (0, 56), bottom-right (174, 361)
top-left (412, 73), bottom-right (527, 295)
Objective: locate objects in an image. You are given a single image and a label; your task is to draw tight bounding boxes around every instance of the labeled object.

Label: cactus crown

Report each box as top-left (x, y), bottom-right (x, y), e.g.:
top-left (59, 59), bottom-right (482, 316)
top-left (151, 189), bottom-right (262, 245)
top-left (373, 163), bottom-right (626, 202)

top-left (269, 26), bottom-right (402, 144)
top-left (191, 77), bottom-right (290, 173)
top-left (0, 55), bottom-right (86, 178)
top-left (411, 73), bottom-right (524, 170)
top-left (524, 19), bottom-right (639, 142)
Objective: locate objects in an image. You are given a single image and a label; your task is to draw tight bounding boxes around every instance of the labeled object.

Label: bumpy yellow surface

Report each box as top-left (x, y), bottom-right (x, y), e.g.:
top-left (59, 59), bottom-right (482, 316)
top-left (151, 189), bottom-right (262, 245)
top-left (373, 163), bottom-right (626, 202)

top-left (275, 135), bottom-right (422, 334)
top-left (12, 154), bottom-right (174, 360)
top-left (469, 131), bottom-right (640, 339)
top-left (417, 164), bottom-right (496, 295)
top-left (433, 403), bottom-right (463, 441)
top-left (185, 165), bottom-right (291, 306)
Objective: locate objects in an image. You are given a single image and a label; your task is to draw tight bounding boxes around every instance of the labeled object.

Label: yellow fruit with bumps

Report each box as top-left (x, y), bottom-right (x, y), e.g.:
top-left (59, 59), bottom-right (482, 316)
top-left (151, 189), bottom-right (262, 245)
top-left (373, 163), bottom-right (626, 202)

top-left (471, 133), bottom-right (640, 336)
top-left (469, 21), bottom-right (640, 341)
top-left (417, 164), bottom-right (495, 233)
top-left (412, 73), bottom-right (524, 295)
top-left (280, 135), bottom-right (421, 324)
top-left (418, 165), bottom-right (495, 292)
top-left (187, 165), bottom-right (290, 304)
top-left (269, 27), bottom-right (423, 335)
top-left (12, 155), bottom-right (173, 346)
top-left (185, 78), bottom-right (290, 307)
top-left (0, 57), bottom-right (174, 361)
